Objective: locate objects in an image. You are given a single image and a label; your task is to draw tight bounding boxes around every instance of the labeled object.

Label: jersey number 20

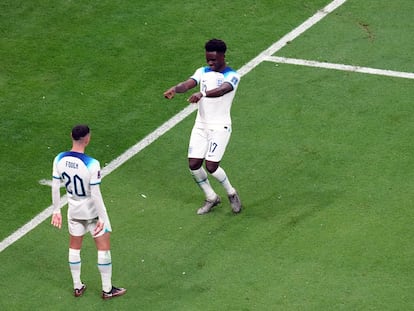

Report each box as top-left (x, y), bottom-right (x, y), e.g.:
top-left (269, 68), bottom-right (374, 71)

top-left (62, 172), bottom-right (86, 197)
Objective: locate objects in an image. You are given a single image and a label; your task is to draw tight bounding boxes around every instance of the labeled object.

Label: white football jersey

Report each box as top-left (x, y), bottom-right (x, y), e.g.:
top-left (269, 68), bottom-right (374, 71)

top-left (191, 66), bottom-right (240, 128)
top-left (52, 151), bottom-right (103, 220)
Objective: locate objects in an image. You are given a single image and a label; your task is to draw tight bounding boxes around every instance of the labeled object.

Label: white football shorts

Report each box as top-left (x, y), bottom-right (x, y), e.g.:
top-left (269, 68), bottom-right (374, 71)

top-left (188, 125), bottom-right (231, 162)
top-left (68, 217), bottom-right (112, 238)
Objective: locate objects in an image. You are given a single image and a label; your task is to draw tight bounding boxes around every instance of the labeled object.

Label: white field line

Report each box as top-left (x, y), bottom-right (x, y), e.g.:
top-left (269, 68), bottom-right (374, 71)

top-left (100, 104), bottom-right (197, 177)
top-left (265, 56), bottom-right (414, 79)
top-left (0, 0), bottom-right (348, 253)
top-left (238, 0), bottom-right (348, 76)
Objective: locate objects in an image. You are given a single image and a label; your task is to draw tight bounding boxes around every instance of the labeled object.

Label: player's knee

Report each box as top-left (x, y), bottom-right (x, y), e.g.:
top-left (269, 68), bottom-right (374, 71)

top-left (205, 161), bottom-right (219, 174)
top-left (188, 158), bottom-right (203, 170)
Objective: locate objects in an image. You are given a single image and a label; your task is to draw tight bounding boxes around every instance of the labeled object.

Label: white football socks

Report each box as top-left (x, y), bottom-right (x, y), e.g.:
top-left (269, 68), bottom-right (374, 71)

top-left (211, 166), bottom-right (235, 195)
top-left (97, 250), bottom-right (112, 293)
top-left (190, 167), bottom-right (217, 200)
top-left (68, 248), bottom-right (82, 289)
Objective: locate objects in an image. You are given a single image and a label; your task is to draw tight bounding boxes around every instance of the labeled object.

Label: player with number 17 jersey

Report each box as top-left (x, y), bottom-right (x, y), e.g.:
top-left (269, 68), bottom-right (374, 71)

top-left (191, 66), bottom-right (240, 128)
top-left (52, 151), bottom-right (104, 220)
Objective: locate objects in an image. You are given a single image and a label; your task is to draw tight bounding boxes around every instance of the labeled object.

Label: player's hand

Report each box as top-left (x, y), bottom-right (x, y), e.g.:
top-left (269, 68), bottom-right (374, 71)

top-left (93, 220), bottom-right (104, 236)
top-left (187, 92), bottom-right (203, 103)
top-left (164, 87), bottom-right (176, 99)
top-left (51, 213), bottom-right (62, 229)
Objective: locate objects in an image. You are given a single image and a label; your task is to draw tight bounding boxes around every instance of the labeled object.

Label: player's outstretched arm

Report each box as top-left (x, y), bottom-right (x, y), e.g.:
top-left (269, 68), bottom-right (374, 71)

top-left (164, 79), bottom-right (197, 99)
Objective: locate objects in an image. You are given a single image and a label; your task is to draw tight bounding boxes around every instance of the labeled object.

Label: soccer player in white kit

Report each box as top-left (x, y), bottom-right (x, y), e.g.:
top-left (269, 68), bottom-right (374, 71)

top-left (51, 125), bottom-right (126, 299)
top-left (164, 39), bottom-right (242, 215)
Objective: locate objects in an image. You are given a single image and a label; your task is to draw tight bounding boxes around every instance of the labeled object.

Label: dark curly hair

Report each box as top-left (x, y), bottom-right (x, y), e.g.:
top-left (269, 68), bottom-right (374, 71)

top-left (205, 39), bottom-right (227, 53)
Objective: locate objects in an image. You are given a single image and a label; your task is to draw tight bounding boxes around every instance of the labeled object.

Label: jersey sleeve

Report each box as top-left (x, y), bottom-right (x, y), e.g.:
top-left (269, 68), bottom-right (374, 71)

top-left (89, 159), bottom-right (102, 186)
top-left (91, 185), bottom-right (108, 221)
top-left (51, 154), bottom-right (62, 213)
top-left (224, 70), bottom-right (241, 90)
top-left (89, 158), bottom-right (108, 221)
top-left (52, 154), bottom-right (62, 180)
top-left (52, 178), bottom-right (62, 213)
top-left (190, 67), bottom-right (204, 85)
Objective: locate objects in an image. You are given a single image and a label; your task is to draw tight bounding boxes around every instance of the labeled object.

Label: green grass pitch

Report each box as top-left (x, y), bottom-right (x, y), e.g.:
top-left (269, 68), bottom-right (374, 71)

top-left (1, 0), bottom-right (413, 310)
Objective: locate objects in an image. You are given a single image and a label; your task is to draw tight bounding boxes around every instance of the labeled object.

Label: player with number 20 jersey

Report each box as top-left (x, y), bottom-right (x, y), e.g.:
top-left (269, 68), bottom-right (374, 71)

top-left (52, 151), bottom-right (108, 222)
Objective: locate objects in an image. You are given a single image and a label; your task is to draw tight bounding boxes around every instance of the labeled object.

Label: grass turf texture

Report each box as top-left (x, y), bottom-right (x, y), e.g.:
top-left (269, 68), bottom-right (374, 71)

top-left (1, 0), bottom-right (414, 310)
top-left (0, 0), bottom-right (330, 241)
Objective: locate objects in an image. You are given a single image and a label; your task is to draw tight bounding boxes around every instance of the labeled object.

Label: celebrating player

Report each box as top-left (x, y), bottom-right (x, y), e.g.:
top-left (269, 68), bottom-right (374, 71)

top-left (164, 39), bottom-right (242, 215)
